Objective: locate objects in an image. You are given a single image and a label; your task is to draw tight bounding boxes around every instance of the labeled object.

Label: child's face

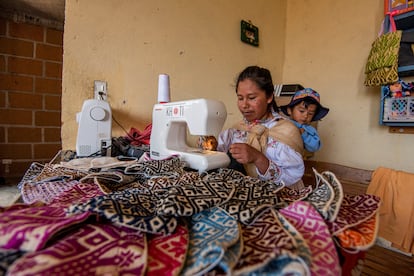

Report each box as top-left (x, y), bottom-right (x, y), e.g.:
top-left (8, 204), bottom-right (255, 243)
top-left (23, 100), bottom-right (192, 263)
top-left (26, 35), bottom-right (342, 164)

top-left (288, 101), bottom-right (317, 125)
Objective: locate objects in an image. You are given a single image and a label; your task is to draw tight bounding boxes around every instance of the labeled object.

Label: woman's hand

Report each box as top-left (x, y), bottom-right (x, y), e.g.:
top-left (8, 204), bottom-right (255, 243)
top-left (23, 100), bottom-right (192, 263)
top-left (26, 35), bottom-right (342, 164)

top-left (229, 143), bottom-right (269, 174)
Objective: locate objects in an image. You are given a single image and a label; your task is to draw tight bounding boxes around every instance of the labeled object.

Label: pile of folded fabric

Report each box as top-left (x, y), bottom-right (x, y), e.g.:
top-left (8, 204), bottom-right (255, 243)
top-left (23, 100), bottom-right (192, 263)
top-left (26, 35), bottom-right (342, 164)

top-left (0, 155), bottom-right (380, 275)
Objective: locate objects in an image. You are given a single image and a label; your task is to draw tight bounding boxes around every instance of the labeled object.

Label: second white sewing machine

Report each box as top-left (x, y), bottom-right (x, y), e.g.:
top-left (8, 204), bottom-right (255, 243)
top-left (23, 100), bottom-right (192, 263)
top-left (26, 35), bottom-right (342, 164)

top-left (150, 98), bottom-right (230, 172)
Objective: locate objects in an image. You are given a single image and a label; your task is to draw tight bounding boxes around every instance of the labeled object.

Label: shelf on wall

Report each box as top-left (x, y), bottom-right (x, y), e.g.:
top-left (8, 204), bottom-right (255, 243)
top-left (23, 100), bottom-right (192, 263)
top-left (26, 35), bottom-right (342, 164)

top-left (395, 9), bottom-right (414, 75)
top-left (389, 126), bottom-right (414, 133)
top-left (379, 86), bottom-right (414, 127)
top-left (394, 10), bottom-right (414, 31)
top-left (398, 65), bottom-right (414, 76)
top-left (378, 7), bottom-right (414, 129)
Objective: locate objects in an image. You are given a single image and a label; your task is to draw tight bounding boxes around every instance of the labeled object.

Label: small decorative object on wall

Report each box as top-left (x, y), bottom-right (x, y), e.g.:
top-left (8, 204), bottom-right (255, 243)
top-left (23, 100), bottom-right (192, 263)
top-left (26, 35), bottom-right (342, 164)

top-left (240, 20), bottom-right (259, 47)
top-left (384, 0), bottom-right (414, 15)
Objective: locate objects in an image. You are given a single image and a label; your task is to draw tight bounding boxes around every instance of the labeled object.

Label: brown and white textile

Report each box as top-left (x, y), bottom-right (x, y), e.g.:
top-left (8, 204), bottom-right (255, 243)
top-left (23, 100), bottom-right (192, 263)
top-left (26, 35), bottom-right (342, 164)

top-left (232, 118), bottom-right (303, 177)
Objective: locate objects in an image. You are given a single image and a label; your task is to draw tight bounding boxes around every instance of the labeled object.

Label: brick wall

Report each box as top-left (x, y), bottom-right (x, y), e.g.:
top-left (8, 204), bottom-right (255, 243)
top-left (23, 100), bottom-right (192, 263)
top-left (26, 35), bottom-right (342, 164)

top-left (0, 17), bottom-right (63, 184)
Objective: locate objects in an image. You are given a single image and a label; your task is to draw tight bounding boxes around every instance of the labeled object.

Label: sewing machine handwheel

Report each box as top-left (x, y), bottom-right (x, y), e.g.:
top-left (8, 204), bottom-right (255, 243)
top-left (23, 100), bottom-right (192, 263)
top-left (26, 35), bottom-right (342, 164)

top-left (90, 107), bottom-right (106, 121)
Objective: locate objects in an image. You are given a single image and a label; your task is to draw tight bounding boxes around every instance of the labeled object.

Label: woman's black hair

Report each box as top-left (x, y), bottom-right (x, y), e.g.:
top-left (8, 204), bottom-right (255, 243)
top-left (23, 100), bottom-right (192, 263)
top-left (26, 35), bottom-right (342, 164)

top-left (235, 65), bottom-right (279, 112)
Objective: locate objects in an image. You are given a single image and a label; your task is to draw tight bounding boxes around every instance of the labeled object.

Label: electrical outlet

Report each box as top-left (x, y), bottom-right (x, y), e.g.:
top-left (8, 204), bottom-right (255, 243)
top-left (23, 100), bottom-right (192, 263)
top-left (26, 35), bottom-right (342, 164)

top-left (94, 80), bottom-right (108, 101)
top-left (2, 159), bottom-right (12, 174)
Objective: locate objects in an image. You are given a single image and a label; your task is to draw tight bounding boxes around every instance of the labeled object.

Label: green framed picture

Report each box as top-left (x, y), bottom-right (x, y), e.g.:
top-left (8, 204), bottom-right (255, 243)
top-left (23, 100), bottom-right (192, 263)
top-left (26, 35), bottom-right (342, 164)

top-left (241, 20), bottom-right (259, 47)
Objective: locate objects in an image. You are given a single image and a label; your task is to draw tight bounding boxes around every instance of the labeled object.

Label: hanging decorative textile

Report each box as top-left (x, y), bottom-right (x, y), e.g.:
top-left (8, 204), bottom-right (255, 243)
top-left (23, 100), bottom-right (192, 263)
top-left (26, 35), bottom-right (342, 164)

top-left (364, 13), bottom-right (402, 86)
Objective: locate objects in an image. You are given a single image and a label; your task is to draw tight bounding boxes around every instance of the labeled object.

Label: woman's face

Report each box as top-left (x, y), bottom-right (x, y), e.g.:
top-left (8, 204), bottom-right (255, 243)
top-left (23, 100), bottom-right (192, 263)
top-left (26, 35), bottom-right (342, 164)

top-left (236, 79), bottom-right (273, 123)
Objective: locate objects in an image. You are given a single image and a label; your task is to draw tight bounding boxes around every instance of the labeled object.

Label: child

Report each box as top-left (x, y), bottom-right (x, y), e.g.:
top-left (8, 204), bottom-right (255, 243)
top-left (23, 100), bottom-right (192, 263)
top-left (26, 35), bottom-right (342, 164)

top-left (280, 88), bottom-right (329, 153)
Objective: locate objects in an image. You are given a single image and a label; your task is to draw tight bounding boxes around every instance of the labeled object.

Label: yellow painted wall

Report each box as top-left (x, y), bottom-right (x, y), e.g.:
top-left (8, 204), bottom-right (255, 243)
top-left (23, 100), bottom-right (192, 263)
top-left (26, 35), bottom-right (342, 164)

top-left (283, 0), bottom-right (413, 173)
top-left (62, 0), bottom-right (414, 173)
top-left (62, 0), bottom-right (287, 148)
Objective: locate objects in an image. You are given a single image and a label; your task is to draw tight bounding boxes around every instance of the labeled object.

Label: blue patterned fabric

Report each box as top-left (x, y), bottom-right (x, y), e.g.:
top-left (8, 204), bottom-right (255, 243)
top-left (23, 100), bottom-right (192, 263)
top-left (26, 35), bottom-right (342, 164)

top-left (181, 207), bottom-right (239, 276)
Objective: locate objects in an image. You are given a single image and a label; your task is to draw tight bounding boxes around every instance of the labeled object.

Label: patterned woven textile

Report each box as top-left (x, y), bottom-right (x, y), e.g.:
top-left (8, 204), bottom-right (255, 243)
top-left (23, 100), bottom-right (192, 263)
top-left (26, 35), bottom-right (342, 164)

top-left (276, 185), bottom-right (313, 205)
top-left (280, 201), bottom-right (341, 275)
top-left (156, 172), bottom-right (237, 217)
top-left (233, 207), bottom-right (310, 275)
top-left (124, 155), bottom-right (185, 178)
top-left (364, 29), bottom-right (402, 86)
top-left (327, 194), bottom-right (380, 235)
top-left (181, 207), bottom-right (239, 276)
top-left (67, 188), bottom-right (178, 235)
top-left (218, 174), bottom-right (284, 225)
top-left (0, 154), bottom-right (381, 275)
top-left (0, 204), bottom-right (92, 252)
top-left (0, 248), bottom-right (25, 275)
top-left (20, 179), bottom-right (79, 204)
top-left (335, 211), bottom-right (379, 251)
top-left (7, 223), bottom-right (147, 276)
top-left (79, 171), bottom-right (139, 194)
top-left (211, 233), bottom-right (243, 275)
top-left (303, 168), bottom-right (344, 222)
top-left (320, 171), bottom-right (344, 222)
top-left (267, 210), bottom-right (312, 274)
top-left (49, 182), bottom-right (104, 207)
top-left (146, 171), bottom-right (202, 190)
top-left (31, 163), bottom-right (88, 183)
top-left (146, 223), bottom-right (189, 276)
top-left (303, 175), bottom-right (334, 220)
top-left (17, 162), bottom-right (45, 190)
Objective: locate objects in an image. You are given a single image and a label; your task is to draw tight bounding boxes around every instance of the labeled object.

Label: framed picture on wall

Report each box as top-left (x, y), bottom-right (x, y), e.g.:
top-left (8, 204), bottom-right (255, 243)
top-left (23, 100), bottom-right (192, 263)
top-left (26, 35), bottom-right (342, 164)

top-left (240, 20), bottom-right (259, 47)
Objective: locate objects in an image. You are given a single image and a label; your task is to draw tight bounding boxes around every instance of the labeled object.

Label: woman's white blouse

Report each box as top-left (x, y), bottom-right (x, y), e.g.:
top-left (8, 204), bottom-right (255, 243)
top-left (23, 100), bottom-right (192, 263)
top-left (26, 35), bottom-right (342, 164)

top-left (217, 116), bottom-right (304, 186)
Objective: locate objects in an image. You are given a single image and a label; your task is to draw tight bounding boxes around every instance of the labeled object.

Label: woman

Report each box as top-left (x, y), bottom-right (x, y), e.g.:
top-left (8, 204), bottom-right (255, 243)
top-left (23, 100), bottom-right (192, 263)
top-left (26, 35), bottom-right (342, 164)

top-left (217, 66), bottom-right (304, 188)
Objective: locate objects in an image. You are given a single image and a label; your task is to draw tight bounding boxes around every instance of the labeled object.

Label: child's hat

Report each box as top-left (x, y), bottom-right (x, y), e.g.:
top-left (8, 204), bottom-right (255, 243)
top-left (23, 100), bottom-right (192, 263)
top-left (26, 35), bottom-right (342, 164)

top-left (280, 88), bottom-right (329, 121)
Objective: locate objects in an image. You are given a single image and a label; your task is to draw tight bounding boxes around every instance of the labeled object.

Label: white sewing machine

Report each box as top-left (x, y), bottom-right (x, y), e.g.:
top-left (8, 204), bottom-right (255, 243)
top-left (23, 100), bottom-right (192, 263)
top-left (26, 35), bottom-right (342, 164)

top-left (150, 98), bottom-right (230, 172)
top-left (76, 99), bottom-right (112, 157)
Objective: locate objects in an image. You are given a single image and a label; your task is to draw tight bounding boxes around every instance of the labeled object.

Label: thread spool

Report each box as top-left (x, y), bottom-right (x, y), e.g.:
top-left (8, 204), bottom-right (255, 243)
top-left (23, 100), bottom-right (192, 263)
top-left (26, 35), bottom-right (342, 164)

top-left (158, 74), bottom-right (170, 103)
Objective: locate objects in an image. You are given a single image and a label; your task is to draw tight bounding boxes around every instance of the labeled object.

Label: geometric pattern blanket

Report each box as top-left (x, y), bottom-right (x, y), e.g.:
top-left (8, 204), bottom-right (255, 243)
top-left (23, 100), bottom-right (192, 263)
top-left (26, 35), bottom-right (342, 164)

top-left (7, 222), bottom-right (147, 276)
top-left (280, 200), bottom-right (341, 275)
top-left (0, 156), bottom-right (381, 275)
